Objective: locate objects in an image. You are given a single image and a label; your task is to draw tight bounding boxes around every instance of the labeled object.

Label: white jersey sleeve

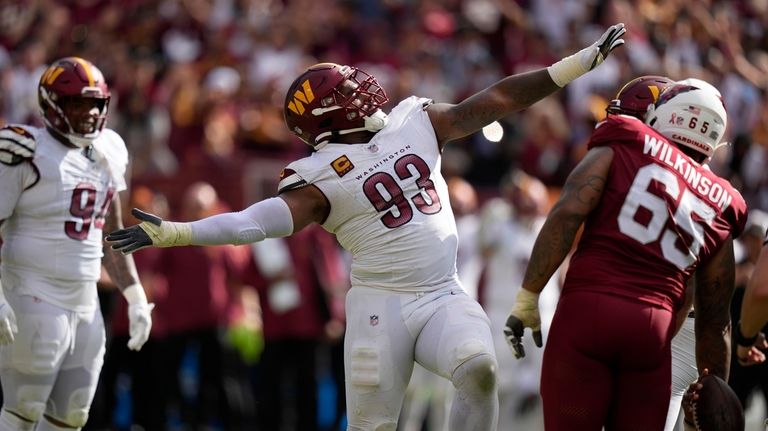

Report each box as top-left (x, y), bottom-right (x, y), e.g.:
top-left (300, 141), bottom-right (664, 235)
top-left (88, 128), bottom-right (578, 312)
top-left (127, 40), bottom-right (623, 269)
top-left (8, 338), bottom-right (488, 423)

top-left (92, 128), bottom-right (129, 192)
top-left (0, 127), bottom-right (128, 312)
top-left (277, 96), bottom-right (460, 292)
top-left (0, 157), bottom-right (39, 222)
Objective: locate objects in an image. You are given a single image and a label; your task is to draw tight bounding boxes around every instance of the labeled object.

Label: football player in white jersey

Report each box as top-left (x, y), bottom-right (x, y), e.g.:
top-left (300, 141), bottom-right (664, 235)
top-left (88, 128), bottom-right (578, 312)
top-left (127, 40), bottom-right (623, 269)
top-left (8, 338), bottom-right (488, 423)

top-left (107, 24), bottom-right (626, 431)
top-left (0, 57), bottom-right (153, 431)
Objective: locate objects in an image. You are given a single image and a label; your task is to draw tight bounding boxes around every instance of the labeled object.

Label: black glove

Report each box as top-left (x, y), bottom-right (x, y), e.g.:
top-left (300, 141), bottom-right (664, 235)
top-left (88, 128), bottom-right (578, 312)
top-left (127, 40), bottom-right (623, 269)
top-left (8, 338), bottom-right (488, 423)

top-left (547, 22), bottom-right (626, 87)
top-left (106, 208), bottom-right (164, 254)
top-left (503, 288), bottom-right (543, 359)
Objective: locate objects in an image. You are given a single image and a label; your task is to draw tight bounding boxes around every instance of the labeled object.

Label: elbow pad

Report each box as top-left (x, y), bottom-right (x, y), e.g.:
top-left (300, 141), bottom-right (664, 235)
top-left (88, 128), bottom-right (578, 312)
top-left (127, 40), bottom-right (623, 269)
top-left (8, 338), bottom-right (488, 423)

top-left (190, 197), bottom-right (294, 245)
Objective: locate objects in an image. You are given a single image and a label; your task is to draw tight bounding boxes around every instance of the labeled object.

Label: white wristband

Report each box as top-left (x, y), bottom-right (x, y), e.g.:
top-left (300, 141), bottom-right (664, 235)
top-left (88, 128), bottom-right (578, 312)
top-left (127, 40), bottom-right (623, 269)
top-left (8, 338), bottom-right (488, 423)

top-left (139, 219), bottom-right (193, 247)
top-left (511, 288), bottom-right (540, 312)
top-left (547, 51), bottom-right (590, 87)
top-left (161, 221), bottom-right (193, 246)
top-left (122, 283), bottom-right (148, 305)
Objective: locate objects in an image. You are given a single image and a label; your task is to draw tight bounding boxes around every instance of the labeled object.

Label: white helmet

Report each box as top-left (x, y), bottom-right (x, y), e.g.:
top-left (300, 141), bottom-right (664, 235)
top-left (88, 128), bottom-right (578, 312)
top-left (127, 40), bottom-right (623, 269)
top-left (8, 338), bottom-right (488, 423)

top-left (645, 80), bottom-right (727, 160)
top-left (678, 78), bottom-right (721, 97)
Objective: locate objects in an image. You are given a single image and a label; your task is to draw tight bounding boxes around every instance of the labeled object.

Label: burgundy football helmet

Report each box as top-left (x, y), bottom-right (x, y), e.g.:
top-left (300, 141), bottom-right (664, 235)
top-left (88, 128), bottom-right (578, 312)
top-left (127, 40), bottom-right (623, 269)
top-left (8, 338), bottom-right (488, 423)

top-left (606, 75), bottom-right (674, 119)
top-left (38, 57), bottom-right (111, 147)
top-left (284, 63), bottom-right (389, 149)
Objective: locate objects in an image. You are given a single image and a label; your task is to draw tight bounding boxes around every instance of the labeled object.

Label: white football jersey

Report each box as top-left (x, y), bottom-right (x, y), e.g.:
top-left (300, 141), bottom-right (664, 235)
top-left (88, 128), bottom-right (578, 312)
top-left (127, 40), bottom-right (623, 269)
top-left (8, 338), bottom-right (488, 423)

top-left (278, 97), bottom-right (458, 292)
top-left (0, 126), bottom-right (128, 312)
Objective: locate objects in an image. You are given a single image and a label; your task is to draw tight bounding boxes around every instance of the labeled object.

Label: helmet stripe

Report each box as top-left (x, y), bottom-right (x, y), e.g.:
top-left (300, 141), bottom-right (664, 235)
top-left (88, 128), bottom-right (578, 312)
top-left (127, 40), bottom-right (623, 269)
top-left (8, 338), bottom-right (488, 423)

top-left (72, 57), bottom-right (95, 87)
top-left (648, 85), bottom-right (661, 101)
top-left (42, 67), bottom-right (65, 85)
top-left (614, 79), bottom-right (634, 99)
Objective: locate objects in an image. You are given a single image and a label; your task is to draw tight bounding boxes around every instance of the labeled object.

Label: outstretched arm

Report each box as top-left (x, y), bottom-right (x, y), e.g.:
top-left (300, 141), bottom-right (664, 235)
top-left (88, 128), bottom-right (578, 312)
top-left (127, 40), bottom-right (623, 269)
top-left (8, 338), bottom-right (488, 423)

top-left (693, 237), bottom-right (735, 380)
top-left (106, 185), bottom-right (328, 254)
top-left (428, 23), bottom-right (625, 148)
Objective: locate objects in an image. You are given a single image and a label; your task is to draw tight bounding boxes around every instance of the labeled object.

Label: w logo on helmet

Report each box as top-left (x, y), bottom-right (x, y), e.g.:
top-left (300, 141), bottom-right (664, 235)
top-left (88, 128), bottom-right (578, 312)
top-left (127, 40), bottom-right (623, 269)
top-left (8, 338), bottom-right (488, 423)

top-left (647, 85), bottom-right (663, 102)
top-left (287, 80), bottom-right (315, 115)
top-left (40, 66), bottom-right (65, 86)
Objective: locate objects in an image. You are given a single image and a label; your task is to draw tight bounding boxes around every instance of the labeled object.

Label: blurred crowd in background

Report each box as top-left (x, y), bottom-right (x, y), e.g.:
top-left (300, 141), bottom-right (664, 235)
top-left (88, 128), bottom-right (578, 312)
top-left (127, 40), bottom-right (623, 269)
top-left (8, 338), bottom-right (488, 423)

top-left (2, 0), bottom-right (768, 430)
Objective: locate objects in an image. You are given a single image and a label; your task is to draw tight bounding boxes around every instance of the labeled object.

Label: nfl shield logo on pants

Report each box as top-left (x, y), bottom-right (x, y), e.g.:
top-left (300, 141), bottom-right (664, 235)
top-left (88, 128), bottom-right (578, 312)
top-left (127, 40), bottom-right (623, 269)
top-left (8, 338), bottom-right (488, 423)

top-left (369, 315), bottom-right (379, 326)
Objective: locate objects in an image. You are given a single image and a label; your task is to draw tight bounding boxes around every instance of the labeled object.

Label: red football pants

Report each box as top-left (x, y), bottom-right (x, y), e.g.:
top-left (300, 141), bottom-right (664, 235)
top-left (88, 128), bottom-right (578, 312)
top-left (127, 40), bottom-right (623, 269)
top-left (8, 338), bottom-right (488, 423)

top-left (541, 290), bottom-right (674, 431)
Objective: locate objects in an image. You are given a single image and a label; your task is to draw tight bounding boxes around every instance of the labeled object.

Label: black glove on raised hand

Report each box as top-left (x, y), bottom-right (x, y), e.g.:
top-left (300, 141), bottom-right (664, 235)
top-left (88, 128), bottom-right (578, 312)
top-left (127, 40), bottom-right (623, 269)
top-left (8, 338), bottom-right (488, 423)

top-left (547, 22), bottom-right (626, 87)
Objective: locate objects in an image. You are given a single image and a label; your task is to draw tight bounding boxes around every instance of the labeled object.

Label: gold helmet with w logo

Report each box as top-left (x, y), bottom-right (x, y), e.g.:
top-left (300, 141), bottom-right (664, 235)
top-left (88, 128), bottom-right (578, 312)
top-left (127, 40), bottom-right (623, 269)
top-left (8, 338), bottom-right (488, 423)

top-left (38, 57), bottom-right (111, 148)
top-left (284, 63), bottom-right (389, 149)
top-left (606, 75), bottom-right (674, 119)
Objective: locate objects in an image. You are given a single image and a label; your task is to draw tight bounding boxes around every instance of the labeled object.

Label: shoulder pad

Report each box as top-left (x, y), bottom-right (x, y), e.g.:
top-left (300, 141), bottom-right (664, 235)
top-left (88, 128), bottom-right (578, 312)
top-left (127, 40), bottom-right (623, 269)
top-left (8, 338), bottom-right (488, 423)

top-left (588, 115), bottom-right (645, 151)
top-left (0, 125), bottom-right (36, 166)
top-left (277, 167), bottom-right (308, 194)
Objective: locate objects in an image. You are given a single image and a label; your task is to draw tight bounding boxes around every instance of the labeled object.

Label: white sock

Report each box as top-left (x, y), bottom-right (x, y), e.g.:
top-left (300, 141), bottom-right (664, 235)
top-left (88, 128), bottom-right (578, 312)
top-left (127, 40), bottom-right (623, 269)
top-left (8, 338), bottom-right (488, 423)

top-left (0, 409), bottom-right (36, 431)
top-left (35, 417), bottom-right (79, 431)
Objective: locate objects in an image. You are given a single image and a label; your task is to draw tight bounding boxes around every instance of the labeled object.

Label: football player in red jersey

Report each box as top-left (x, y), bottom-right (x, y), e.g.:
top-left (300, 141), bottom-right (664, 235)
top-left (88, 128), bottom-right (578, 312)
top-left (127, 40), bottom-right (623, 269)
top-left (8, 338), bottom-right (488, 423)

top-left (609, 74), bottom-right (704, 430)
top-left (504, 79), bottom-right (747, 430)
top-left (107, 24), bottom-right (627, 431)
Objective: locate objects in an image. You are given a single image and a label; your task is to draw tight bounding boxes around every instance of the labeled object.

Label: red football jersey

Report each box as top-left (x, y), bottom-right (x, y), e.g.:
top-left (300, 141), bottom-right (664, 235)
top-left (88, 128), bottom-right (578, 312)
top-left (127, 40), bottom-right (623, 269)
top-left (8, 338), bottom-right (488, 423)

top-left (563, 115), bottom-right (747, 311)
